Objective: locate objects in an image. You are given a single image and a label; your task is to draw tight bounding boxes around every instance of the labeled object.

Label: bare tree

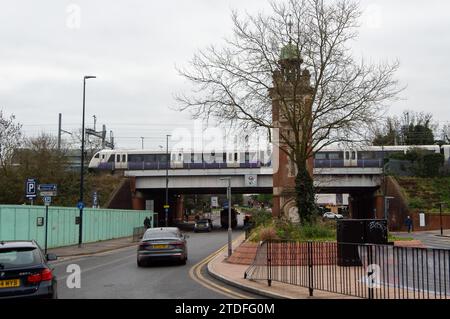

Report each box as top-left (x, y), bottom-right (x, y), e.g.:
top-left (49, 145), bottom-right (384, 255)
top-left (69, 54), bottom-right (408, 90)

top-left (0, 109), bottom-right (23, 173)
top-left (176, 0), bottom-right (401, 223)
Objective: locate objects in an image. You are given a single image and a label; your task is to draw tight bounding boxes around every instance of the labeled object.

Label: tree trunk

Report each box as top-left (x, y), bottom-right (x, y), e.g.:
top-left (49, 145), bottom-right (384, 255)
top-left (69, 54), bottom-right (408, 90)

top-left (295, 162), bottom-right (316, 224)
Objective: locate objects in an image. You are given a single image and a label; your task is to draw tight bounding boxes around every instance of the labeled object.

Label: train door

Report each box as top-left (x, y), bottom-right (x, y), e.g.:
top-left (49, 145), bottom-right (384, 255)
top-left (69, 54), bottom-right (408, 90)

top-left (115, 153), bottom-right (127, 169)
top-left (171, 151), bottom-right (184, 168)
top-left (343, 149), bottom-right (358, 167)
top-left (226, 151), bottom-right (240, 168)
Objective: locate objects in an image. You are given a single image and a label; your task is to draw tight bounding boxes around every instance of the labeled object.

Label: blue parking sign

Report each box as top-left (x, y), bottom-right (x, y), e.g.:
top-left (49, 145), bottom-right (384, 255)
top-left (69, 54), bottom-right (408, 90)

top-left (25, 178), bottom-right (37, 198)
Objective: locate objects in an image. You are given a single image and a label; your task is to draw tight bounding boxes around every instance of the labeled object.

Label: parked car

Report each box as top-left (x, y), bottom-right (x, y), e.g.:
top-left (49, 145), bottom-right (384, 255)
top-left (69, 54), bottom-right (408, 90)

top-left (323, 212), bottom-right (344, 220)
top-left (194, 219), bottom-right (212, 233)
top-left (137, 227), bottom-right (188, 266)
top-left (0, 240), bottom-right (58, 299)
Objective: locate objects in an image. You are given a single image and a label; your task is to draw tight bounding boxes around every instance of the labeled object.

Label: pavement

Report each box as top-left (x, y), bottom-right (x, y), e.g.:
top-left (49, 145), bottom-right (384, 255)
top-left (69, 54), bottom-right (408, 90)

top-left (48, 236), bottom-right (138, 260)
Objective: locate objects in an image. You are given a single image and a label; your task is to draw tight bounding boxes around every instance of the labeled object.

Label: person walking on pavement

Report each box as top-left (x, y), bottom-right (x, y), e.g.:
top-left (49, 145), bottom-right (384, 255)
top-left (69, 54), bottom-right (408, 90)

top-left (405, 216), bottom-right (413, 233)
top-left (143, 216), bottom-right (151, 229)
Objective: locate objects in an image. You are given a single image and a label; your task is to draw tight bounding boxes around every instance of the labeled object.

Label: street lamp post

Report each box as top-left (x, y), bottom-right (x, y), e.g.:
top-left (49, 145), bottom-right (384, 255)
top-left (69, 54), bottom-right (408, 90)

top-left (439, 202), bottom-right (445, 236)
top-left (165, 134), bottom-right (171, 226)
top-left (79, 75), bottom-right (96, 247)
top-left (220, 177), bottom-right (232, 257)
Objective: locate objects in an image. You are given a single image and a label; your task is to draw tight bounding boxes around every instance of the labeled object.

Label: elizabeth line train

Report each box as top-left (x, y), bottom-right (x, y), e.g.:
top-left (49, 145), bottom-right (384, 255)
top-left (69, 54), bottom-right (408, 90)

top-left (88, 145), bottom-right (450, 171)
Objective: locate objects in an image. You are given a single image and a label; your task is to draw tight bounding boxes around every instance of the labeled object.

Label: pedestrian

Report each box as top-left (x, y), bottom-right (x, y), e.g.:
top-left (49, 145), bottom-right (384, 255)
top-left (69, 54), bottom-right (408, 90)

top-left (143, 216), bottom-right (151, 229)
top-left (405, 215), bottom-right (413, 233)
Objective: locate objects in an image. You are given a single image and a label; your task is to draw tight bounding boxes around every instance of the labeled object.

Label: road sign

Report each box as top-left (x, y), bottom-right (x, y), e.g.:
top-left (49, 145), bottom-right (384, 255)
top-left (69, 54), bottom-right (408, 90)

top-left (245, 174), bottom-right (257, 187)
top-left (77, 201), bottom-right (85, 209)
top-left (211, 196), bottom-right (218, 208)
top-left (38, 184), bottom-right (57, 191)
top-left (39, 191), bottom-right (57, 197)
top-left (92, 191), bottom-right (98, 208)
top-left (25, 178), bottom-right (37, 198)
top-left (43, 196), bottom-right (51, 206)
top-left (38, 184), bottom-right (57, 197)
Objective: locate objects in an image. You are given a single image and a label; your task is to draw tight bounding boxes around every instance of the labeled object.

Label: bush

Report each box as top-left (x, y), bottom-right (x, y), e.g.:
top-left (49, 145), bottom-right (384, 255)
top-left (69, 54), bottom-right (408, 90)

top-left (249, 209), bottom-right (273, 227)
top-left (299, 222), bottom-right (336, 240)
top-left (249, 218), bottom-right (336, 242)
top-left (259, 226), bottom-right (278, 241)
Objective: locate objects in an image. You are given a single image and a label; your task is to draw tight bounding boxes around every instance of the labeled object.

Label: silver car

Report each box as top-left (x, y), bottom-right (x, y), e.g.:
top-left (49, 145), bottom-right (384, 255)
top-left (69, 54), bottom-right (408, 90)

top-left (137, 227), bottom-right (188, 266)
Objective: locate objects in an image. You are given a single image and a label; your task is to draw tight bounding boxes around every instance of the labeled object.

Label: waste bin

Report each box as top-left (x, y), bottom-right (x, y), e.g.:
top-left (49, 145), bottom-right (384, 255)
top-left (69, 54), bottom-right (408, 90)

top-left (336, 219), bottom-right (388, 266)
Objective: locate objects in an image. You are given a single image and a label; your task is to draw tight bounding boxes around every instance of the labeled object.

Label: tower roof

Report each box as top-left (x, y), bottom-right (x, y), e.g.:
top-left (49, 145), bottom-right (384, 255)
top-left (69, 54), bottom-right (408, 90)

top-left (280, 42), bottom-right (301, 61)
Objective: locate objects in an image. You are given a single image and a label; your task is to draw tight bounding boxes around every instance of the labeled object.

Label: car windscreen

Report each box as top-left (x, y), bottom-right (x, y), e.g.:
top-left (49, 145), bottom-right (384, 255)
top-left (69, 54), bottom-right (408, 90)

top-left (0, 247), bottom-right (42, 270)
top-left (143, 232), bottom-right (180, 240)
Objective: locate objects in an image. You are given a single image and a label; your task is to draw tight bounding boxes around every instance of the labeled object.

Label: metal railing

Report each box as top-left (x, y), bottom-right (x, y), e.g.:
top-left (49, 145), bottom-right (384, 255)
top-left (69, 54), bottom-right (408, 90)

top-left (245, 240), bottom-right (450, 299)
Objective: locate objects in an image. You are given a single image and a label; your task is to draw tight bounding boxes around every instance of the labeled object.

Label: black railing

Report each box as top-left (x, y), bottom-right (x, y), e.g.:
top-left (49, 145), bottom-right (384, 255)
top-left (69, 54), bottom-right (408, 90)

top-left (245, 240), bottom-right (450, 299)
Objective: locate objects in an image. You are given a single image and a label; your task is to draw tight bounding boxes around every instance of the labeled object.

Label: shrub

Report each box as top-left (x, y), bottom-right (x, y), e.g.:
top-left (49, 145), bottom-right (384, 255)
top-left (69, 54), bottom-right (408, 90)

top-left (299, 222), bottom-right (336, 240)
top-left (250, 209), bottom-right (273, 227)
top-left (259, 226), bottom-right (278, 241)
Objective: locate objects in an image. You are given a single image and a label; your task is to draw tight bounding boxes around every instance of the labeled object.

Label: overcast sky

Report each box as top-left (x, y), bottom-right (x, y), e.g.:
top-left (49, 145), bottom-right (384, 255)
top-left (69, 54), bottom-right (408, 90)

top-left (1, 0), bottom-right (449, 149)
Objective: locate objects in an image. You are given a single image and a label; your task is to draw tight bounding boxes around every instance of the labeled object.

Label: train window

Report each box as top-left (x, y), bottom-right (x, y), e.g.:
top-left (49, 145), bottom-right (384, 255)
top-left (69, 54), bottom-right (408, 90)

top-left (223, 153), bottom-right (226, 163)
top-left (178, 153), bottom-right (182, 161)
top-left (211, 151), bottom-right (215, 157)
top-left (351, 151), bottom-right (356, 160)
top-left (107, 155), bottom-right (115, 163)
top-left (360, 152), bottom-right (375, 160)
top-left (116, 154), bottom-right (120, 162)
top-left (94, 153), bottom-right (100, 158)
top-left (234, 153), bottom-right (238, 161)
top-left (191, 153), bottom-right (195, 163)
top-left (122, 155), bottom-right (126, 162)
top-left (315, 153), bottom-right (326, 160)
top-left (158, 154), bottom-right (169, 163)
top-left (102, 154), bottom-right (105, 159)
top-left (129, 155), bottom-right (141, 162)
top-left (245, 152), bottom-right (249, 163)
top-left (142, 154), bottom-right (154, 162)
top-left (329, 152), bottom-right (340, 160)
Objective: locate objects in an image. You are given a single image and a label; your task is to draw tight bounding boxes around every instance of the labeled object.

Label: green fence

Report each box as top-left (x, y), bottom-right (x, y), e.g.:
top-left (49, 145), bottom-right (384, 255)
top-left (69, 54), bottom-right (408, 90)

top-left (0, 205), bottom-right (156, 248)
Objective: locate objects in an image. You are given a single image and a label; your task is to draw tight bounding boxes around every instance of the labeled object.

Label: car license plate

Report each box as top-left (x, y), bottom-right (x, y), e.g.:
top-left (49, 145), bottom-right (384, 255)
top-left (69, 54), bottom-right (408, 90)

top-left (153, 244), bottom-right (168, 249)
top-left (0, 279), bottom-right (20, 289)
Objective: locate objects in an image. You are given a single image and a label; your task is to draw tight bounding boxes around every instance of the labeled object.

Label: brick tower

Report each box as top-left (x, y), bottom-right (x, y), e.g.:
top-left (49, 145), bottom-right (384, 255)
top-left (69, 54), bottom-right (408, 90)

top-left (270, 43), bottom-right (314, 220)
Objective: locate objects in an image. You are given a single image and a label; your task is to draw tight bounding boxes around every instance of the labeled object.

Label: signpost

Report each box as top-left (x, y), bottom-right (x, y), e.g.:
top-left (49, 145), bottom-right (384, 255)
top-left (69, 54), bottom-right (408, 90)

top-left (37, 184), bottom-right (57, 255)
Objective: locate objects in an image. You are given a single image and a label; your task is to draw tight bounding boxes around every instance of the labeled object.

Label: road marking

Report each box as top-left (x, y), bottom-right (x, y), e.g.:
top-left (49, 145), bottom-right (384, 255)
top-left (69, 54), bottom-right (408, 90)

top-left (189, 240), bottom-right (252, 299)
top-left (56, 252), bottom-right (137, 282)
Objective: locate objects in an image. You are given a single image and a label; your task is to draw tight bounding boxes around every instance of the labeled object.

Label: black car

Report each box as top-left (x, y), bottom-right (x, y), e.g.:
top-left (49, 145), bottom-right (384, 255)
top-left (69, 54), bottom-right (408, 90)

top-left (0, 240), bottom-right (58, 299)
top-left (194, 219), bottom-right (212, 233)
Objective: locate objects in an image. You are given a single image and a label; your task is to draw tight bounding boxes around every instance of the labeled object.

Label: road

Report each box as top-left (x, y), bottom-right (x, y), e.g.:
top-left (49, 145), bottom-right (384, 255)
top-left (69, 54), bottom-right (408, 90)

top-left (392, 230), bottom-right (450, 249)
top-left (50, 225), bottom-right (258, 299)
